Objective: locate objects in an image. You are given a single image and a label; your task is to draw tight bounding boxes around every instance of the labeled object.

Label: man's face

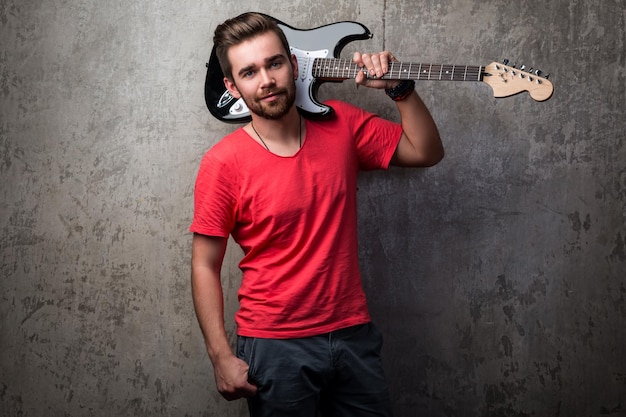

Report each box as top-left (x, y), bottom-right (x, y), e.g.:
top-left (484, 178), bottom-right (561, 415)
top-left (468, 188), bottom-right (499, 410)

top-left (224, 31), bottom-right (298, 120)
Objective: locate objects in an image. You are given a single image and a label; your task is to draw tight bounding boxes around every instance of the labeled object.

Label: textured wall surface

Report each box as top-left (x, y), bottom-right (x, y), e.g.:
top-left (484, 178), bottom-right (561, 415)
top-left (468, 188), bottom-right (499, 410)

top-left (1, 0), bottom-right (624, 416)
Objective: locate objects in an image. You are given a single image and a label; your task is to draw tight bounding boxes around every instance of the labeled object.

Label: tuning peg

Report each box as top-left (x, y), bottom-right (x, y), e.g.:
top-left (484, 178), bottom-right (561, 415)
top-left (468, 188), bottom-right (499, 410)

top-left (503, 59), bottom-right (510, 65)
top-left (535, 69), bottom-right (543, 77)
top-left (520, 64), bottom-right (526, 70)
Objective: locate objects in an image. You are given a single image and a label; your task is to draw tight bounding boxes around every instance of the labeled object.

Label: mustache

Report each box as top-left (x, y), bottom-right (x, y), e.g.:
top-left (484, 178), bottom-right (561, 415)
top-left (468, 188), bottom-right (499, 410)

top-left (256, 88), bottom-right (288, 101)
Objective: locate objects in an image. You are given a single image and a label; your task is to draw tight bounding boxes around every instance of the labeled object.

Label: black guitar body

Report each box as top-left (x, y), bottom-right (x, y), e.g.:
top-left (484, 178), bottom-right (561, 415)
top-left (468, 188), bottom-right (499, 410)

top-left (204, 14), bottom-right (372, 123)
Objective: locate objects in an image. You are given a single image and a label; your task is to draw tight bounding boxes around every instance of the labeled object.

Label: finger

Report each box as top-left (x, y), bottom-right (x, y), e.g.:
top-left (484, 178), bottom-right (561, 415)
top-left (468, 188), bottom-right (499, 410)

top-left (367, 53), bottom-right (383, 78)
top-left (355, 68), bottom-right (366, 85)
top-left (380, 52), bottom-right (392, 73)
top-left (220, 389), bottom-right (241, 402)
top-left (353, 52), bottom-right (367, 84)
top-left (242, 381), bottom-right (258, 397)
top-left (379, 51), bottom-right (397, 75)
top-left (358, 53), bottom-right (374, 76)
top-left (219, 381), bottom-right (257, 401)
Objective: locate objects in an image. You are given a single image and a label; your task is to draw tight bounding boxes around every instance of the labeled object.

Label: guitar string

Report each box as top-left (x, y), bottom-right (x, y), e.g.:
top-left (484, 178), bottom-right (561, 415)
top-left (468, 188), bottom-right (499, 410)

top-left (312, 58), bottom-right (483, 81)
top-left (312, 58), bottom-right (545, 83)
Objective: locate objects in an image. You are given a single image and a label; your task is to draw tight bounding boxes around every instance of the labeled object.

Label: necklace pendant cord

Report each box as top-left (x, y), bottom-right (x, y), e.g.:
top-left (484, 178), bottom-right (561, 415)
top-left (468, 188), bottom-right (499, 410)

top-left (250, 121), bottom-right (270, 151)
top-left (251, 115), bottom-right (302, 153)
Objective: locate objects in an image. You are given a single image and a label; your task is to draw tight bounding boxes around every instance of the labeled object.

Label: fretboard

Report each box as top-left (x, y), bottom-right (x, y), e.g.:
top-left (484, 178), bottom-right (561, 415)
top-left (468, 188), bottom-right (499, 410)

top-left (312, 58), bottom-right (484, 82)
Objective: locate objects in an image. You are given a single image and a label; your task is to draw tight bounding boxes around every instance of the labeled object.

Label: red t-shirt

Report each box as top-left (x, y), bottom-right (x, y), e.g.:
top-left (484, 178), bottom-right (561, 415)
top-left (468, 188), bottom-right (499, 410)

top-left (191, 100), bottom-right (402, 338)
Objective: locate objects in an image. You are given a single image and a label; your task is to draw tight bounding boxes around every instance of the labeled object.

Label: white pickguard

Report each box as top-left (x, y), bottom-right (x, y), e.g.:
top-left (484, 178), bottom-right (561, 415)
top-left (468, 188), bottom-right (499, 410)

top-left (293, 48), bottom-right (331, 114)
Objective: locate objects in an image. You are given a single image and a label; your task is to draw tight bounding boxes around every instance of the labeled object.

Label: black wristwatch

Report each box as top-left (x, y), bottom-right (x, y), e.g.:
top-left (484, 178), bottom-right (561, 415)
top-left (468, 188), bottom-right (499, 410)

top-left (385, 80), bottom-right (416, 101)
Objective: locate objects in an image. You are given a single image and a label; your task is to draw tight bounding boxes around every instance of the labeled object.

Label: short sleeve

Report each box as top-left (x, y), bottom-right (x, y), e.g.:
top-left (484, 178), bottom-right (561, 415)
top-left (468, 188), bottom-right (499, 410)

top-left (327, 100), bottom-right (402, 170)
top-left (190, 151), bottom-right (238, 237)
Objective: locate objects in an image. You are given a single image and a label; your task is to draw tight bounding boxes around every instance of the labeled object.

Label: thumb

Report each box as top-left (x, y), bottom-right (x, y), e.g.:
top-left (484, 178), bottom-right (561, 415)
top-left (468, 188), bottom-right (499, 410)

top-left (243, 378), bottom-right (258, 396)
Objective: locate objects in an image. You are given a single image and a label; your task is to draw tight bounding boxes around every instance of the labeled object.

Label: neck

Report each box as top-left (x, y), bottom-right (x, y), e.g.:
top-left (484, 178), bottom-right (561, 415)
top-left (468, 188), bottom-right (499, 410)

top-left (248, 108), bottom-right (304, 155)
top-left (312, 58), bottom-right (484, 82)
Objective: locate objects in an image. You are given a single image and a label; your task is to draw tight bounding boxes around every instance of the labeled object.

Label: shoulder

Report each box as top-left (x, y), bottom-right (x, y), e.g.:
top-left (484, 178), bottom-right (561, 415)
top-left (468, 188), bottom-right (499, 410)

top-left (200, 128), bottom-right (248, 166)
top-left (196, 129), bottom-right (248, 180)
top-left (324, 99), bottom-right (366, 116)
top-left (319, 100), bottom-right (382, 126)
top-left (206, 128), bottom-right (247, 157)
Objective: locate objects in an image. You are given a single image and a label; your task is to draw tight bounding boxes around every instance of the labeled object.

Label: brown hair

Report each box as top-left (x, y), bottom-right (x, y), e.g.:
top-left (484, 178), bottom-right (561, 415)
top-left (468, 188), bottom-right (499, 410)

top-left (213, 12), bottom-right (291, 80)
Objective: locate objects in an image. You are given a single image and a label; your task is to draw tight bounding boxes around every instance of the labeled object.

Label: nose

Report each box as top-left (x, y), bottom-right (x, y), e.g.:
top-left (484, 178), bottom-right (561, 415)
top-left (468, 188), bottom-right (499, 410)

top-left (259, 69), bottom-right (275, 88)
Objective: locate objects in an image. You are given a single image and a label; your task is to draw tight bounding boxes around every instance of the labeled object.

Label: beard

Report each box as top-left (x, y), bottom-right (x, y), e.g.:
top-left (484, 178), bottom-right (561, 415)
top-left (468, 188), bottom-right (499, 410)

top-left (241, 81), bottom-right (297, 120)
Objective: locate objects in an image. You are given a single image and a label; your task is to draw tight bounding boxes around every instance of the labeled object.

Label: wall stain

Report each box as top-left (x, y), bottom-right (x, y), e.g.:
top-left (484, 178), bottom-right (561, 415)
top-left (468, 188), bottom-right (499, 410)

top-left (20, 296), bottom-right (54, 325)
top-left (607, 232), bottom-right (625, 263)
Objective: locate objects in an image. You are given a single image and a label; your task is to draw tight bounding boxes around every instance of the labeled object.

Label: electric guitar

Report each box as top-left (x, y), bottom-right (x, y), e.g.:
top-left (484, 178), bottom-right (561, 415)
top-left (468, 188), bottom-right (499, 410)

top-left (204, 14), bottom-right (554, 123)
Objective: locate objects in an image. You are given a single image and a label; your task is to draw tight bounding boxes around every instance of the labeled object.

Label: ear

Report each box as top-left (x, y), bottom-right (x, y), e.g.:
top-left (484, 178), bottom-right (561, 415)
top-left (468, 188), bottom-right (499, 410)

top-left (290, 54), bottom-right (299, 80)
top-left (223, 77), bottom-right (241, 99)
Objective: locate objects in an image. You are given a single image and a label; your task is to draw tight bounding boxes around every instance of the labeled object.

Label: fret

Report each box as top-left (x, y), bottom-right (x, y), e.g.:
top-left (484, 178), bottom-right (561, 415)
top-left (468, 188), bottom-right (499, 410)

top-left (341, 59), bottom-right (348, 77)
top-left (350, 60), bottom-right (358, 78)
top-left (391, 62), bottom-right (410, 80)
top-left (342, 59), bottom-right (350, 77)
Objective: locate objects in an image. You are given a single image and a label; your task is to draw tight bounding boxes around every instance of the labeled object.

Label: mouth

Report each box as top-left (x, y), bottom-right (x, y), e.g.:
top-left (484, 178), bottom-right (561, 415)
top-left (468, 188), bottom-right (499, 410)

top-left (258, 90), bottom-right (284, 102)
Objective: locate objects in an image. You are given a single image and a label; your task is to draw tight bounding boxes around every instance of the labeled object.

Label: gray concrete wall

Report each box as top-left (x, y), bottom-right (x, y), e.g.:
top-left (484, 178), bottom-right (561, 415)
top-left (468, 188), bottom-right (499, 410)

top-left (1, 0), bottom-right (624, 416)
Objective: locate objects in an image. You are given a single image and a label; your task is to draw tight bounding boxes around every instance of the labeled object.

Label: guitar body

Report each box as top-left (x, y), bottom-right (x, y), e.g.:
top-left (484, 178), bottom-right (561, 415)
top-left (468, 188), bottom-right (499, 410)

top-left (204, 14), bottom-right (371, 123)
top-left (205, 15), bottom-right (553, 123)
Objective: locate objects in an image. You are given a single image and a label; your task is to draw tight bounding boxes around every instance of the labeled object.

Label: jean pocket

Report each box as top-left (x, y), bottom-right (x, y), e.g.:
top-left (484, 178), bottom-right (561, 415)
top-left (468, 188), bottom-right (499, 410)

top-left (237, 336), bottom-right (258, 384)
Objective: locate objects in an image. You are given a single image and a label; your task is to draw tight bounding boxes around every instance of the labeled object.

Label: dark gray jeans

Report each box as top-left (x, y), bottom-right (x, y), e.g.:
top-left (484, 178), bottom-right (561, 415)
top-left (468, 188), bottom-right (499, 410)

top-left (237, 322), bottom-right (393, 417)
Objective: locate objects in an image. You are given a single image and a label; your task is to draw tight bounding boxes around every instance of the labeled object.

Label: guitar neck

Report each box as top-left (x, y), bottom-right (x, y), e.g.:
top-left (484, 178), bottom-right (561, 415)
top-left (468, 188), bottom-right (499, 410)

top-left (312, 58), bottom-right (484, 82)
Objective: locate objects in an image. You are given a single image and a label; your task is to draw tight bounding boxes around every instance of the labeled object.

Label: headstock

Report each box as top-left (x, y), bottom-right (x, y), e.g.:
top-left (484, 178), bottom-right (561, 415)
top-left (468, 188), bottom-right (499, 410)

top-left (483, 60), bottom-right (554, 101)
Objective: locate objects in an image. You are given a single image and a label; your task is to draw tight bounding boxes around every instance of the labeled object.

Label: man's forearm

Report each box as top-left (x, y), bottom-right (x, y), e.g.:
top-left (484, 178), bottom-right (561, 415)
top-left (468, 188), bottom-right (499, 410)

top-left (191, 265), bottom-right (233, 362)
top-left (191, 234), bottom-right (258, 400)
top-left (190, 234), bottom-right (233, 362)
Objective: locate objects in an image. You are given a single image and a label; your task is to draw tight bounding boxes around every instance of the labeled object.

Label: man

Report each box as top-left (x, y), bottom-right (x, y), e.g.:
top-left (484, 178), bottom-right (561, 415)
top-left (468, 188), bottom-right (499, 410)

top-left (191, 12), bottom-right (443, 417)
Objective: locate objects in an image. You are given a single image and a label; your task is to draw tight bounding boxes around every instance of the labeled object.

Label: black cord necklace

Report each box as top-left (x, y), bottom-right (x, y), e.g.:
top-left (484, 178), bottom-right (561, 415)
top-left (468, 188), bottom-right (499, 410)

top-left (251, 115), bottom-right (302, 153)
